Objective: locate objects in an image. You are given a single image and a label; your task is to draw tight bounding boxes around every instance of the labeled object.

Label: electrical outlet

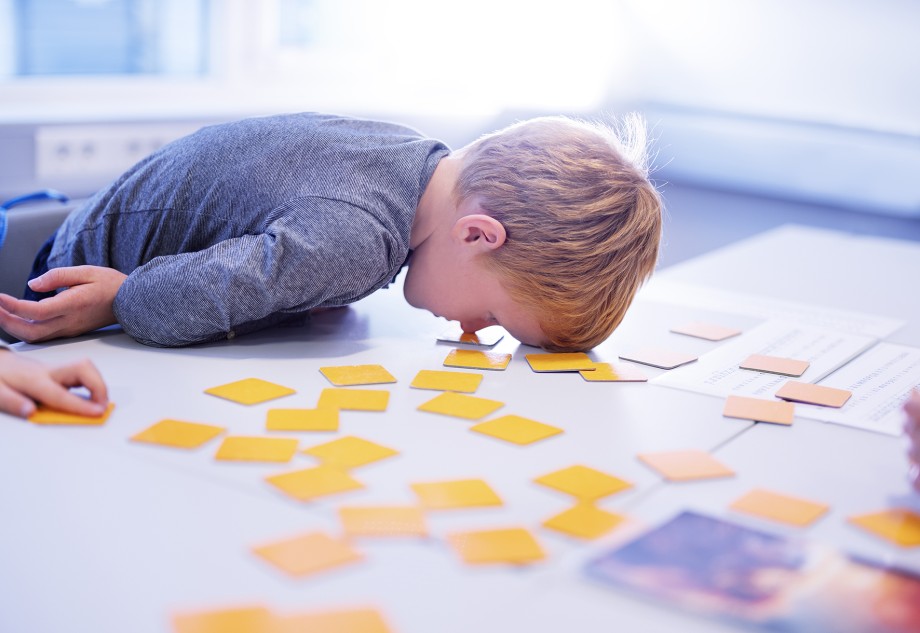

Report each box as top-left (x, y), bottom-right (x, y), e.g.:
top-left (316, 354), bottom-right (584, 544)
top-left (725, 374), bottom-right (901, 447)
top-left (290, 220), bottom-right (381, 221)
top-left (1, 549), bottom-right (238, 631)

top-left (34, 123), bottom-right (202, 181)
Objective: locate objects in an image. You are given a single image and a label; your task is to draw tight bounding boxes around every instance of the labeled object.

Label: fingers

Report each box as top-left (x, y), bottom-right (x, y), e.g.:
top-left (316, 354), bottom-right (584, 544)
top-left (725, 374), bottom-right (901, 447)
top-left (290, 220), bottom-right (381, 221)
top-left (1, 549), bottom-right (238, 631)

top-left (48, 358), bottom-right (109, 406)
top-left (0, 382), bottom-right (36, 418)
top-left (26, 376), bottom-right (107, 417)
top-left (27, 265), bottom-right (98, 293)
top-left (0, 293), bottom-right (65, 322)
top-left (0, 303), bottom-right (64, 343)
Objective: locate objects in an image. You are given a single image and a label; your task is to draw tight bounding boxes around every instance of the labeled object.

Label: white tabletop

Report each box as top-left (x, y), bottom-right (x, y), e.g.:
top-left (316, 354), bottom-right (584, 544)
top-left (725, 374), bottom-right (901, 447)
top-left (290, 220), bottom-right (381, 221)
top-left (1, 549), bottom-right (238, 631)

top-left (1, 224), bottom-right (918, 633)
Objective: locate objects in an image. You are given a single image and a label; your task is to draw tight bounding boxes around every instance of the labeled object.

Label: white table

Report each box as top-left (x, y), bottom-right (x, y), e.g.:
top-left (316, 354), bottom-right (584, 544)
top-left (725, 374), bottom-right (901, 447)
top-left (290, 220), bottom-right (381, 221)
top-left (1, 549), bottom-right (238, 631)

top-left (1, 225), bottom-right (918, 633)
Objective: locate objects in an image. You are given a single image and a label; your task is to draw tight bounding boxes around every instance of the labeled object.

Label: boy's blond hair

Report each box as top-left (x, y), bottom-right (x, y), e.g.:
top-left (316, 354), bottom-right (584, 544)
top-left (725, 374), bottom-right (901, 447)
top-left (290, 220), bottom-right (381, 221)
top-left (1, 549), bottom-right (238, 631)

top-left (454, 115), bottom-right (662, 351)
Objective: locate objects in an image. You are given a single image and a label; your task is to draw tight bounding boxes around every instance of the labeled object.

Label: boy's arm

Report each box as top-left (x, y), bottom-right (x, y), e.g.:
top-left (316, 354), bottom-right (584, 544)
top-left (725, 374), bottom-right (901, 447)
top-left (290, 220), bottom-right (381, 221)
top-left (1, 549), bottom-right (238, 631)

top-left (0, 266), bottom-right (126, 342)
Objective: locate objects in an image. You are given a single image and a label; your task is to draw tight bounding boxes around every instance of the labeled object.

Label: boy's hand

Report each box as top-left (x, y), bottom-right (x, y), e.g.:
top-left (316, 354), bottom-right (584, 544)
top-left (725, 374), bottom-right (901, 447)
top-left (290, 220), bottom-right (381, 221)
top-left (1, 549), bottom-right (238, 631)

top-left (0, 351), bottom-right (108, 418)
top-left (905, 390), bottom-right (920, 492)
top-left (0, 266), bottom-right (127, 343)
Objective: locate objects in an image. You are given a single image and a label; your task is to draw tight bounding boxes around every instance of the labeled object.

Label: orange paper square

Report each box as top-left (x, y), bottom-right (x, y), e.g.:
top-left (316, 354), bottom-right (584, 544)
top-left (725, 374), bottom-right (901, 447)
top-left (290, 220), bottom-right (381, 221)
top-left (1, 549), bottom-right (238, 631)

top-left (215, 436), bottom-right (299, 463)
top-left (470, 414), bottom-right (563, 445)
top-left (319, 364), bottom-right (396, 386)
top-left (579, 362), bottom-right (648, 382)
top-left (172, 606), bottom-right (274, 633)
top-left (266, 408), bottom-right (339, 432)
top-left (253, 531), bottom-right (363, 577)
top-left (266, 465), bottom-right (363, 502)
top-left (617, 348), bottom-right (698, 370)
top-left (303, 436), bottom-right (398, 469)
top-left (317, 388), bottom-right (389, 412)
top-left (411, 478), bottom-right (503, 510)
top-left (534, 465), bottom-right (632, 501)
top-left (730, 488), bottom-right (829, 527)
top-left (740, 354), bottom-right (810, 377)
top-left (338, 506), bottom-right (428, 538)
top-left (525, 352), bottom-right (595, 372)
top-left (775, 381), bottom-right (852, 408)
top-left (131, 418), bottom-right (225, 449)
top-left (637, 450), bottom-right (735, 481)
top-left (848, 509), bottom-right (920, 547)
top-left (273, 608), bottom-right (391, 633)
top-left (543, 504), bottom-right (626, 540)
top-left (29, 402), bottom-right (115, 426)
top-left (204, 378), bottom-right (296, 406)
top-left (410, 369), bottom-right (483, 393)
top-left (417, 391), bottom-right (504, 420)
top-left (443, 349), bottom-right (511, 371)
top-left (723, 395), bottom-right (795, 425)
top-left (448, 527), bottom-right (545, 564)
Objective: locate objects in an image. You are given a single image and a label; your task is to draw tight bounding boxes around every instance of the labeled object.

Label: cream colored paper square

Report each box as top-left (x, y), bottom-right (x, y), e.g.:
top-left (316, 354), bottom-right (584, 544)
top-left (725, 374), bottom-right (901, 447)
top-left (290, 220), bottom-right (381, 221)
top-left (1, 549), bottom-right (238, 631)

top-left (252, 531), bottom-right (363, 577)
top-left (637, 450), bottom-right (735, 481)
top-left (775, 381), bottom-right (851, 408)
top-left (338, 506), bottom-right (428, 537)
top-left (740, 353), bottom-right (810, 377)
top-left (723, 395), bottom-right (795, 425)
top-left (730, 488), bottom-right (829, 527)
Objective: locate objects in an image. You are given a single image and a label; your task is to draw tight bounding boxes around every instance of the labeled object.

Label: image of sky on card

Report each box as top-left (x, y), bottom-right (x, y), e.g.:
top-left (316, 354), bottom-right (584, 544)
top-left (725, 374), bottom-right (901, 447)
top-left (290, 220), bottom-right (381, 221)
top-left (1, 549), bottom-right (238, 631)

top-left (585, 511), bottom-right (920, 633)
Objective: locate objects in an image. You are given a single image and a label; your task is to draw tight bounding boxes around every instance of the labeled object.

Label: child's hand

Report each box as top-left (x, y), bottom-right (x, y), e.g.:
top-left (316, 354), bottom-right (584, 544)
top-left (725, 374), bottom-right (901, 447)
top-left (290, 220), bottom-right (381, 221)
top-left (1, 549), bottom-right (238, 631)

top-left (0, 351), bottom-right (108, 418)
top-left (0, 266), bottom-right (127, 343)
top-left (905, 390), bottom-right (920, 492)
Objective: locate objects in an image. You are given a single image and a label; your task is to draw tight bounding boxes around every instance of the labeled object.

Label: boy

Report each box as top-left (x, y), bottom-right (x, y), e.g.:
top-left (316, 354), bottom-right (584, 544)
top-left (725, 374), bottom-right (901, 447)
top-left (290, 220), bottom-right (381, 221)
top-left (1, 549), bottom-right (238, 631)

top-left (0, 112), bottom-right (661, 351)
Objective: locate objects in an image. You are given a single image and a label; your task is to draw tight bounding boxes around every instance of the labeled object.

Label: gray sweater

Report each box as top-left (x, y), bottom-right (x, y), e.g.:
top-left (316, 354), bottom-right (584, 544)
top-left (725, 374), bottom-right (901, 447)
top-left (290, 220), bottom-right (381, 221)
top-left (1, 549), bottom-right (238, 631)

top-left (48, 113), bottom-right (449, 347)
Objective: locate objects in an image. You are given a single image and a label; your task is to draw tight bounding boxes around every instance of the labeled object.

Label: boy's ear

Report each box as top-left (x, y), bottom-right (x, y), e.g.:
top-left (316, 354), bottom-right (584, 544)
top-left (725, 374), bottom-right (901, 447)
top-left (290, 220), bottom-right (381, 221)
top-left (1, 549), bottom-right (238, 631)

top-left (451, 214), bottom-right (507, 251)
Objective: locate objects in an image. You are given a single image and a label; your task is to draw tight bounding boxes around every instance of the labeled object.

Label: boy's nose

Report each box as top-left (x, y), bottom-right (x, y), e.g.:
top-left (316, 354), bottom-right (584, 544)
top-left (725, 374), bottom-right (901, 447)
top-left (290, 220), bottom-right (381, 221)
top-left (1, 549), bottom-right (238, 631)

top-left (460, 318), bottom-right (490, 333)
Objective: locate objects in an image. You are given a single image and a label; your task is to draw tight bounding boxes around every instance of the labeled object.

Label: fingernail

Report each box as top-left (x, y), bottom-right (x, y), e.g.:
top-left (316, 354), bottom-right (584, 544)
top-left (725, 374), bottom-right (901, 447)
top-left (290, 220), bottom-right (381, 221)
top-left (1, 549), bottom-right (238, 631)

top-left (21, 402), bottom-right (35, 418)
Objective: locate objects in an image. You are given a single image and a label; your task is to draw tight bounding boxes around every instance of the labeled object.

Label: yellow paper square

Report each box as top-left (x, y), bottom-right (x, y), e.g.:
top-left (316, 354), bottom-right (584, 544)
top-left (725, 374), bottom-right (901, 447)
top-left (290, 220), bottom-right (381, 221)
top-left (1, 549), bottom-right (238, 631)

top-left (579, 362), bottom-right (648, 382)
top-left (317, 388), bottom-right (389, 412)
top-left (131, 419), bottom-right (225, 449)
top-left (266, 465), bottom-right (364, 501)
top-left (848, 508), bottom-right (920, 547)
top-left (448, 527), bottom-right (545, 564)
top-left (525, 352), bottom-right (595, 372)
top-left (29, 402), bottom-right (115, 426)
top-left (215, 436), bottom-right (299, 463)
top-left (534, 465), bottom-right (632, 501)
top-left (303, 435), bottom-right (398, 469)
top-left (637, 450), bottom-right (735, 481)
top-left (411, 478), bottom-right (503, 510)
top-left (273, 608), bottom-right (391, 633)
top-left (470, 414), bottom-right (563, 445)
top-left (410, 369), bottom-right (483, 393)
top-left (252, 531), bottom-right (363, 577)
top-left (730, 488), bottom-right (829, 527)
top-left (266, 408), bottom-right (339, 432)
top-left (417, 391), bottom-right (504, 420)
top-left (172, 606), bottom-right (274, 633)
top-left (443, 349), bottom-right (511, 371)
top-left (319, 364), bottom-right (397, 386)
top-left (543, 504), bottom-right (626, 540)
top-left (204, 378), bottom-right (296, 405)
top-left (338, 506), bottom-right (428, 538)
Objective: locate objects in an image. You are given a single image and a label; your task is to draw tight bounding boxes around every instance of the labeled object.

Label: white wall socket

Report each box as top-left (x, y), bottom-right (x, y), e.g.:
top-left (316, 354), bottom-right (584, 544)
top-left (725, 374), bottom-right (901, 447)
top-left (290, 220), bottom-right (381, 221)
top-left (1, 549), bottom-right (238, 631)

top-left (34, 122), bottom-right (203, 181)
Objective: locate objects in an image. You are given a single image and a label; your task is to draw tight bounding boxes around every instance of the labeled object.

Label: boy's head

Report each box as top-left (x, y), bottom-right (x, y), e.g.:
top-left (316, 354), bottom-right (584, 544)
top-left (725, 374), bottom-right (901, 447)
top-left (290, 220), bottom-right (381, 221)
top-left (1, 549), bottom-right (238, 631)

top-left (451, 114), bottom-right (662, 351)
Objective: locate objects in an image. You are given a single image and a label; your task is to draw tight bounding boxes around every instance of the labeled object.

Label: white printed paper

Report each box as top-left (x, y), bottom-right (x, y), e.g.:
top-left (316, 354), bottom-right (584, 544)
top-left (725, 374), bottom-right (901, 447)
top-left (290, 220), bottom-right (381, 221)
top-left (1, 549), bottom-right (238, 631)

top-left (792, 342), bottom-right (920, 436)
top-left (653, 320), bottom-right (876, 399)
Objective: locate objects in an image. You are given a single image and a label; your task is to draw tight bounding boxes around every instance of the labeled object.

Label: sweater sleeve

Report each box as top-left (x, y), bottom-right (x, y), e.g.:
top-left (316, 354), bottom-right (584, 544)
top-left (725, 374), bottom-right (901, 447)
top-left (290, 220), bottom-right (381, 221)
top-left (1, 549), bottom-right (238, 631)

top-left (111, 197), bottom-right (404, 347)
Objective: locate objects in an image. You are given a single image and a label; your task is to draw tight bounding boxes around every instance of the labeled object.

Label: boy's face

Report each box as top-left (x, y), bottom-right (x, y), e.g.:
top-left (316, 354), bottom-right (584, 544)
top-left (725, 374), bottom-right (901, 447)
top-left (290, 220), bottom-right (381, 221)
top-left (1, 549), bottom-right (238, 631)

top-left (403, 249), bottom-right (546, 348)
